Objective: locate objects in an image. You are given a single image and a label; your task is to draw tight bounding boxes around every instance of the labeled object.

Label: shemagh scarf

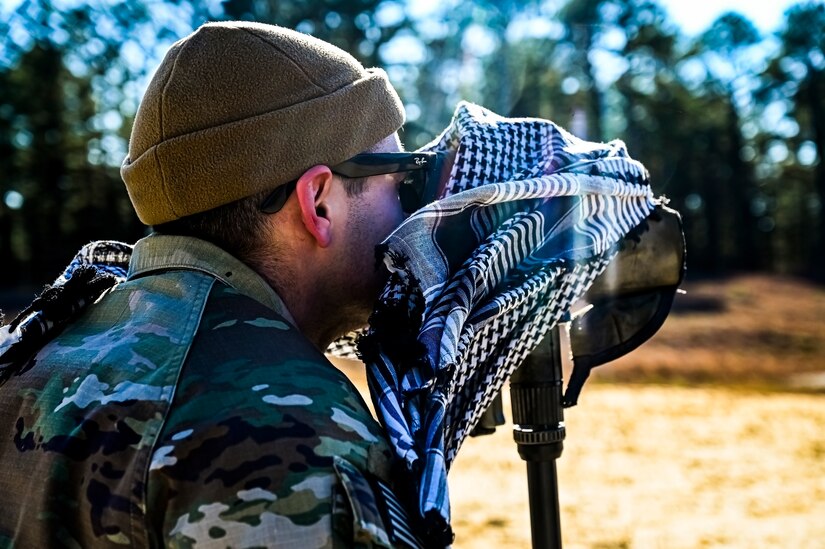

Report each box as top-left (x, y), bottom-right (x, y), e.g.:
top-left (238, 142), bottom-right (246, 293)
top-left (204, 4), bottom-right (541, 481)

top-left (329, 101), bottom-right (658, 545)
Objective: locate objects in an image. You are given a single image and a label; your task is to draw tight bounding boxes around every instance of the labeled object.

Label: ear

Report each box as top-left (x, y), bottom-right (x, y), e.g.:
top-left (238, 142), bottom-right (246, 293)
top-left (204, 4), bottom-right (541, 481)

top-left (295, 165), bottom-right (335, 248)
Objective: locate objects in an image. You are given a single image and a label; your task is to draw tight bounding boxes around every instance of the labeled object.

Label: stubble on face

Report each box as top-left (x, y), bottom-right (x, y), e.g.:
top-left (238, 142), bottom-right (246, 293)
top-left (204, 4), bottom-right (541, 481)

top-left (321, 190), bottom-right (391, 341)
top-left (316, 133), bottom-right (405, 345)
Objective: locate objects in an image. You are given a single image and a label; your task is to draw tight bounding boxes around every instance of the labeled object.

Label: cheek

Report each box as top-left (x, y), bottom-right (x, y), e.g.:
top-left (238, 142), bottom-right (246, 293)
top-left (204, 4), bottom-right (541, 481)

top-left (373, 189), bottom-right (406, 237)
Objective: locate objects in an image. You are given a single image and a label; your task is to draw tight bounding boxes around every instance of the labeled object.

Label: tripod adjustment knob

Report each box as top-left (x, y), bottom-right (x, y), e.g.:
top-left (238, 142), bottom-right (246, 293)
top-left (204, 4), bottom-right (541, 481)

top-left (510, 383), bottom-right (564, 426)
top-left (512, 425), bottom-right (566, 445)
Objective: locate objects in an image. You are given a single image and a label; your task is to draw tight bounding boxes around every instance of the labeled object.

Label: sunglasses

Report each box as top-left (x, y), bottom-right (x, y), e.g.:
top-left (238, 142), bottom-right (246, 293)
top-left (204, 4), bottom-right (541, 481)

top-left (259, 151), bottom-right (445, 215)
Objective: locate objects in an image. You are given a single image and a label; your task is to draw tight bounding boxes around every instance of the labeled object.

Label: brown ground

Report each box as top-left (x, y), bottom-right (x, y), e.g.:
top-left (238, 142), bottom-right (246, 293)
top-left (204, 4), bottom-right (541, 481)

top-left (335, 275), bottom-right (825, 548)
top-left (591, 274), bottom-right (825, 389)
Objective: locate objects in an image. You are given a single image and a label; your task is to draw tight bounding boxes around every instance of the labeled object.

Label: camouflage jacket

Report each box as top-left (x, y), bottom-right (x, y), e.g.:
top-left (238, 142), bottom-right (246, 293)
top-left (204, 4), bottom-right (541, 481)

top-left (0, 235), bottom-right (412, 548)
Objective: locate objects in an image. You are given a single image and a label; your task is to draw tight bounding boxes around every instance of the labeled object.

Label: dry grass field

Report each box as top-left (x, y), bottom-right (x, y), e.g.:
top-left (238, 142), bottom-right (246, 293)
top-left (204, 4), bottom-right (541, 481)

top-left (448, 386), bottom-right (825, 549)
top-left (336, 274), bottom-right (825, 548)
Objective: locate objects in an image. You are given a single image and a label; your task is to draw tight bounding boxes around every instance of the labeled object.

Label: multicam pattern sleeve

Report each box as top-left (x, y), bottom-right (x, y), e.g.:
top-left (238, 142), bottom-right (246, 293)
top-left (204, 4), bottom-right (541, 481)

top-left (0, 269), bottom-right (395, 548)
top-left (148, 283), bottom-right (395, 548)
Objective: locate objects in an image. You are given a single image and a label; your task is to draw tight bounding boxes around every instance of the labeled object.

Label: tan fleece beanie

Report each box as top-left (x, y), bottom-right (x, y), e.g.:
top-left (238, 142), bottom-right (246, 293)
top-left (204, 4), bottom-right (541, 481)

top-left (121, 21), bottom-right (405, 225)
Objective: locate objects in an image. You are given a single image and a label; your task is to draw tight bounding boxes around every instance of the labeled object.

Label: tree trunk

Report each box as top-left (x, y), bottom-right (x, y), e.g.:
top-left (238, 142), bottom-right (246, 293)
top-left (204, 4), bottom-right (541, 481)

top-left (580, 26), bottom-right (603, 141)
top-left (726, 98), bottom-right (758, 269)
top-left (807, 65), bottom-right (825, 281)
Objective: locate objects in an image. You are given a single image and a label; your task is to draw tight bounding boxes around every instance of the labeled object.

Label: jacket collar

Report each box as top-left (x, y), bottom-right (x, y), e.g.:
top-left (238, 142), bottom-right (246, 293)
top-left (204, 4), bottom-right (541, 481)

top-left (127, 234), bottom-right (296, 326)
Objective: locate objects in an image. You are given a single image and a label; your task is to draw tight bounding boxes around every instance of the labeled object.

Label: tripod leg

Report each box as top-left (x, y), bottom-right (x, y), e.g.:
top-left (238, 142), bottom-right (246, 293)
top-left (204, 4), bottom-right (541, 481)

top-left (526, 460), bottom-right (562, 549)
top-left (510, 326), bottom-right (566, 549)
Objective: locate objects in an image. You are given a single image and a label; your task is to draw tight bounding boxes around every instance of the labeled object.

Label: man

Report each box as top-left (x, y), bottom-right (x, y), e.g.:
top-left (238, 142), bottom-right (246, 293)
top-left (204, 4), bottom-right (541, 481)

top-left (0, 21), bottom-right (426, 547)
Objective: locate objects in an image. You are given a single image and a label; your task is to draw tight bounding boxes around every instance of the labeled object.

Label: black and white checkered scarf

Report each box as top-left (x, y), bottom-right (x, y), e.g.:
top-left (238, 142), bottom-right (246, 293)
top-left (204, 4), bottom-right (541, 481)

top-left (0, 242), bottom-right (131, 386)
top-left (329, 102), bottom-right (658, 545)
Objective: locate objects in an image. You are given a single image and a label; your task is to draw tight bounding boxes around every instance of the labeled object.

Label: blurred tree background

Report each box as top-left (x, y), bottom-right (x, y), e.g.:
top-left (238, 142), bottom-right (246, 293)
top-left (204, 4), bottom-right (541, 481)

top-left (1, 0), bottom-right (824, 295)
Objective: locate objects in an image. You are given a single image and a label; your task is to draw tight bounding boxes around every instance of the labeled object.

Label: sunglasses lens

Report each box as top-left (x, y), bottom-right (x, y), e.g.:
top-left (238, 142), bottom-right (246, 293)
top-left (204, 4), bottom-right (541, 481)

top-left (398, 172), bottom-right (425, 213)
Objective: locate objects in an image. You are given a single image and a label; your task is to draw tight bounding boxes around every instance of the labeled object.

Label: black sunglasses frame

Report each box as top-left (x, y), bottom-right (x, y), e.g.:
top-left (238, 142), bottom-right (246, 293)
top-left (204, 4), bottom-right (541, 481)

top-left (259, 151), bottom-right (445, 215)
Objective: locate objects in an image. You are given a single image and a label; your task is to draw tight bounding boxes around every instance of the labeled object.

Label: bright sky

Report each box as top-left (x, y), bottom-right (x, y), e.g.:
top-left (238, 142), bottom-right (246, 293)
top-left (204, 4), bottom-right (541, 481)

top-left (656, 0), bottom-right (809, 36)
top-left (0, 0), bottom-right (815, 36)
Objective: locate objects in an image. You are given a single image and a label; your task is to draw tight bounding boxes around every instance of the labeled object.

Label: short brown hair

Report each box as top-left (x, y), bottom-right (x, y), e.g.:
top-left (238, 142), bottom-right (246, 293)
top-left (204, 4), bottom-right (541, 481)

top-left (151, 188), bottom-right (271, 267)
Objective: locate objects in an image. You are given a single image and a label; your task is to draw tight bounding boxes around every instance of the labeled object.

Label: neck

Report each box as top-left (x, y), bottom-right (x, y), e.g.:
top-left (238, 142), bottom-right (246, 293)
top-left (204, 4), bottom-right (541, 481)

top-left (259, 257), bottom-right (367, 351)
top-left (277, 284), bottom-right (367, 350)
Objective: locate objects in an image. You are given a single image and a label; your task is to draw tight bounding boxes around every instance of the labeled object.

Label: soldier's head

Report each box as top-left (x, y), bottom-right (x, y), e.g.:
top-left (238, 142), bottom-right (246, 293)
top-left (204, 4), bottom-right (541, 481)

top-left (121, 21), bottom-right (410, 347)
